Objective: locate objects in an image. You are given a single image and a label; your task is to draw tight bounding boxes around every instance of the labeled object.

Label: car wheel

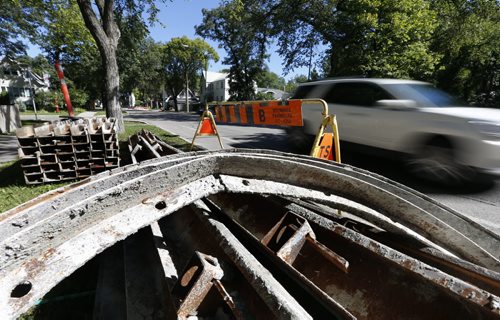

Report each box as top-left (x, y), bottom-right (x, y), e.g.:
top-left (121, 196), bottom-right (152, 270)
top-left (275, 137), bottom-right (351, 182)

top-left (406, 137), bottom-right (477, 185)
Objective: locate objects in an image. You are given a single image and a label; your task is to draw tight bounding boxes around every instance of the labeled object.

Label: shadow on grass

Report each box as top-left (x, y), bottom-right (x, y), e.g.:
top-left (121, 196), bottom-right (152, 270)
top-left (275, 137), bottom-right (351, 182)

top-left (0, 161), bottom-right (69, 213)
top-left (0, 161), bottom-right (24, 187)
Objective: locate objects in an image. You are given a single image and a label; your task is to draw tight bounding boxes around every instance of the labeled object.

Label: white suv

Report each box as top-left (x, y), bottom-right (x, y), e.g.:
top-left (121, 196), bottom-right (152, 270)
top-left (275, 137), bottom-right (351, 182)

top-left (289, 78), bottom-right (500, 184)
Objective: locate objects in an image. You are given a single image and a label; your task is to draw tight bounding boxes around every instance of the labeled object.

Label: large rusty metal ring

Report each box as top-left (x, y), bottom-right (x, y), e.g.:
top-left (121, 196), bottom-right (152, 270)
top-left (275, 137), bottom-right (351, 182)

top-left (0, 149), bottom-right (499, 318)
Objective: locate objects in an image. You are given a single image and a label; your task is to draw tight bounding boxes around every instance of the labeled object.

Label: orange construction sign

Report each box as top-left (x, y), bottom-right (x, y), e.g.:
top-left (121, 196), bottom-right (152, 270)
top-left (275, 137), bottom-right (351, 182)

top-left (214, 100), bottom-right (303, 127)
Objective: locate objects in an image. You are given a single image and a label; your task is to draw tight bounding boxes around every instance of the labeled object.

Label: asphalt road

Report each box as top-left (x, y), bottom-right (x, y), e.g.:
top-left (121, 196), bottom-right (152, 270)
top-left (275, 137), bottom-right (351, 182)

top-left (125, 109), bottom-right (500, 236)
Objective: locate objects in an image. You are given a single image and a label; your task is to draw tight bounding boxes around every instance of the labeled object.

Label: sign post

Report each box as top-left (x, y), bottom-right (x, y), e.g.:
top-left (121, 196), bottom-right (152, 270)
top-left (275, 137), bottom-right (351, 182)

top-left (308, 99), bottom-right (341, 163)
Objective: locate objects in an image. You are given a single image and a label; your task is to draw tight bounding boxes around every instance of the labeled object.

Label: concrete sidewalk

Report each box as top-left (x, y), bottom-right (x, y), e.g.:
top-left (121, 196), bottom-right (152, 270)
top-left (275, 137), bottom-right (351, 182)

top-left (0, 135), bottom-right (18, 164)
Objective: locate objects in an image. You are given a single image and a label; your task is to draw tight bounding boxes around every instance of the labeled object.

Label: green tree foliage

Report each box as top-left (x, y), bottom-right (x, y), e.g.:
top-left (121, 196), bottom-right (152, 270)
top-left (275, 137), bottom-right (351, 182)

top-left (62, 45), bottom-right (102, 105)
top-left (255, 67), bottom-right (286, 89)
top-left (285, 74), bottom-right (308, 93)
top-left (431, 0), bottom-right (500, 106)
top-left (196, 0), bottom-right (271, 101)
top-left (269, 0), bottom-right (440, 79)
top-left (116, 14), bottom-right (149, 95)
top-left (76, 0), bottom-right (170, 131)
top-left (0, 0), bottom-right (44, 56)
top-left (3, 1), bottom-right (100, 114)
top-left (0, 92), bottom-right (10, 105)
top-left (30, 1), bottom-right (95, 61)
top-left (162, 37), bottom-right (218, 111)
top-left (134, 38), bottom-right (165, 106)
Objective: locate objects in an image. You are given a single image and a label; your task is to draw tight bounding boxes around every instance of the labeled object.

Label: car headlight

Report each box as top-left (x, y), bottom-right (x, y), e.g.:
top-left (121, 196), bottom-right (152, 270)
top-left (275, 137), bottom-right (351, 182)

top-left (468, 121), bottom-right (500, 139)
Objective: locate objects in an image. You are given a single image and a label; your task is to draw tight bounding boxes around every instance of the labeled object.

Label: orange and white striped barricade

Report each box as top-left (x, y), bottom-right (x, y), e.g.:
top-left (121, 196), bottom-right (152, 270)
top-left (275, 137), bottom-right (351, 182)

top-left (194, 99), bottom-right (340, 163)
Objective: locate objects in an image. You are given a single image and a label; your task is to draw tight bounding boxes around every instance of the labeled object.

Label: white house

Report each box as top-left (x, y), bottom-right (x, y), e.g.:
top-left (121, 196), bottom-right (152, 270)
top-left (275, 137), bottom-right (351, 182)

top-left (201, 71), bottom-right (230, 103)
top-left (0, 57), bottom-right (49, 106)
top-left (201, 71), bottom-right (267, 103)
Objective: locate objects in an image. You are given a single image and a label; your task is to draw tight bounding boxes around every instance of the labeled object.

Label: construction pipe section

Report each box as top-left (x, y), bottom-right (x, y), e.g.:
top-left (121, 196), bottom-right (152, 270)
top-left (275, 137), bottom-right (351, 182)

top-left (0, 149), bottom-right (499, 319)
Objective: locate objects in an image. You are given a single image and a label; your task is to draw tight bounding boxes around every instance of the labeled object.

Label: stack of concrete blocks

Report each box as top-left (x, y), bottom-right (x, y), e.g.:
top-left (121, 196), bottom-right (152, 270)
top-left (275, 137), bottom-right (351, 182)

top-left (16, 117), bottom-right (120, 185)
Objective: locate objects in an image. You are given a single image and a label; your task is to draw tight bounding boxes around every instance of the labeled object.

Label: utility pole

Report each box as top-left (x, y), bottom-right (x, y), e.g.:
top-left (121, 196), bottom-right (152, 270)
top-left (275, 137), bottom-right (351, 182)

top-left (308, 43), bottom-right (313, 81)
top-left (185, 70), bottom-right (189, 113)
top-left (26, 68), bottom-right (38, 121)
top-left (182, 44), bottom-right (190, 113)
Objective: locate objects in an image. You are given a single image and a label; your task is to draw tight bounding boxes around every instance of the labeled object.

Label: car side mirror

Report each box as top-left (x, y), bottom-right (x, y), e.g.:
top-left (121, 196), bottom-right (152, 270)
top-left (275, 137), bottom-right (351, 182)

top-left (375, 99), bottom-right (418, 110)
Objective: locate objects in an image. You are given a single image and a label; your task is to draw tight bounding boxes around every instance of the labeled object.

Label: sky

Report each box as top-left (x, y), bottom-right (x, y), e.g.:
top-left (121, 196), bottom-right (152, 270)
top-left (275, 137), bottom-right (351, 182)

top-left (148, 0), bottom-right (309, 80)
top-left (26, 0), bottom-right (308, 80)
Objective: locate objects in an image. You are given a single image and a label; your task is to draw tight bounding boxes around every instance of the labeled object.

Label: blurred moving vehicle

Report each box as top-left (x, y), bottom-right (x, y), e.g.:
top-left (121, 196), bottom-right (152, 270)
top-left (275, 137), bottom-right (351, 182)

top-left (288, 78), bottom-right (500, 184)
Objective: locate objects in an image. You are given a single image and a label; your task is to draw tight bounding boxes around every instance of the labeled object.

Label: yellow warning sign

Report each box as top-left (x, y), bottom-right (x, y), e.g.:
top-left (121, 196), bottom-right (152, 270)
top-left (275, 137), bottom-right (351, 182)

top-left (311, 133), bottom-right (335, 160)
top-left (310, 111), bottom-right (341, 163)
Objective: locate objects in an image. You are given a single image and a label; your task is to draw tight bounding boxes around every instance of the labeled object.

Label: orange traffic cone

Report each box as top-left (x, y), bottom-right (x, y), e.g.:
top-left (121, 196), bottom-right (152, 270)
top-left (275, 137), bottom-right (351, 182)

top-left (198, 118), bottom-right (217, 136)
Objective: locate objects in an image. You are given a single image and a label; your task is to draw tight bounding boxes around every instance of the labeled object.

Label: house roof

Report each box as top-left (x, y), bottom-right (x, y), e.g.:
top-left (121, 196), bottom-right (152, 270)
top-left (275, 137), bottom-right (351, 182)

top-left (204, 71), bottom-right (229, 82)
top-left (256, 87), bottom-right (287, 99)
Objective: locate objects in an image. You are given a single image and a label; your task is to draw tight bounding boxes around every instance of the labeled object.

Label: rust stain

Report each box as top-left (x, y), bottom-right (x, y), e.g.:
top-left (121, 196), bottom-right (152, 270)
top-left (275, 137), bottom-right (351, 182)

top-left (42, 248), bottom-right (56, 259)
top-left (181, 266), bottom-right (199, 287)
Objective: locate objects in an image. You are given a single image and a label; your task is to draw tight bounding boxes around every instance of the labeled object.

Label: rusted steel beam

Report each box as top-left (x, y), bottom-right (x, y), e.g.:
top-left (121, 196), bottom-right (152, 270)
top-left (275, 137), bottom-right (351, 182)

top-left (280, 197), bottom-right (500, 295)
top-left (212, 279), bottom-right (244, 320)
top-left (0, 150), bottom-right (499, 318)
top-left (155, 202), bottom-right (312, 319)
top-left (16, 118), bottom-right (119, 184)
top-left (190, 201), bottom-right (313, 319)
top-left (261, 212), bottom-right (316, 264)
top-left (172, 251), bottom-right (224, 319)
top-left (128, 129), bottom-right (182, 164)
top-left (201, 197), bottom-right (358, 319)
top-left (208, 192), bottom-right (500, 319)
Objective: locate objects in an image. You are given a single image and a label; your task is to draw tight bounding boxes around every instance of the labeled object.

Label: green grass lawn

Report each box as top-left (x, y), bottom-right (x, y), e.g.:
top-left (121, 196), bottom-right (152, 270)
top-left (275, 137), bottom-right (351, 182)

top-left (20, 109), bottom-right (126, 116)
top-left (0, 121), bottom-right (193, 213)
top-left (20, 107), bottom-right (88, 115)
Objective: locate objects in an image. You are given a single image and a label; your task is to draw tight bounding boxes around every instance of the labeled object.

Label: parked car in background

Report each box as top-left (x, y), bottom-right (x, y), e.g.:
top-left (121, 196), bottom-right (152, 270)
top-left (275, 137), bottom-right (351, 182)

top-left (288, 78), bottom-right (500, 184)
top-left (164, 91), bottom-right (201, 111)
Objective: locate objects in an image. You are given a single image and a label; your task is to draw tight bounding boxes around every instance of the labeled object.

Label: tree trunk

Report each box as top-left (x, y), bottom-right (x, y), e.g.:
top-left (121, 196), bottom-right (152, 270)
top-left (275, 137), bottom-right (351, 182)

top-left (102, 47), bottom-right (124, 132)
top-left (76, 0), bottom-right (124, 132)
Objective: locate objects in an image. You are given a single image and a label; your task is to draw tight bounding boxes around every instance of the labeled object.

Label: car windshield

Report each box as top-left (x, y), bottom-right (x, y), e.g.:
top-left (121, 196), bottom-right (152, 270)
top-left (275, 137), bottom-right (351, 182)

top-left (384, 83), bottom-right (467, 107)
